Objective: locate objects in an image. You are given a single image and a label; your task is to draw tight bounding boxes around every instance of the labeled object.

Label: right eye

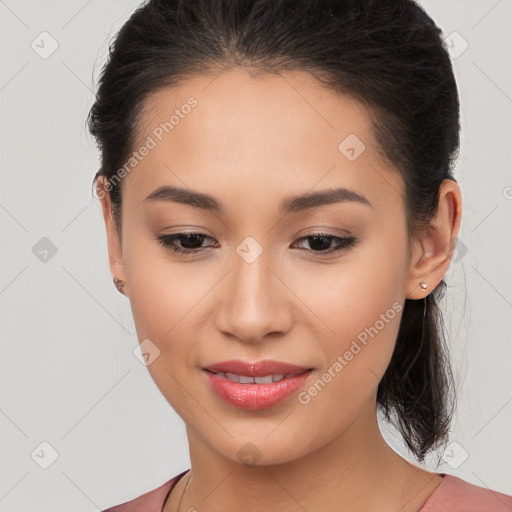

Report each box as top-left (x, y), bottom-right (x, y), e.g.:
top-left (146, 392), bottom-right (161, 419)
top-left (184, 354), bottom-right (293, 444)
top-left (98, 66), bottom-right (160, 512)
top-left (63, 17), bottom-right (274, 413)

top-left (156, 231), bottom-right (218, 255)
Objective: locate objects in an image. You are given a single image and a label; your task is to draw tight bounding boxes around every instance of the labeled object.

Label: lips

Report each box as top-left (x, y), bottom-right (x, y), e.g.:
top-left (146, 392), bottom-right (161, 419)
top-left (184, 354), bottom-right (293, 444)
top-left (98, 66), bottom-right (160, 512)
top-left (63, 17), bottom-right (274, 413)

top-left (202, 359), bottom-right (314, 410)
top-left (203, 359), bottom-right (312, 377)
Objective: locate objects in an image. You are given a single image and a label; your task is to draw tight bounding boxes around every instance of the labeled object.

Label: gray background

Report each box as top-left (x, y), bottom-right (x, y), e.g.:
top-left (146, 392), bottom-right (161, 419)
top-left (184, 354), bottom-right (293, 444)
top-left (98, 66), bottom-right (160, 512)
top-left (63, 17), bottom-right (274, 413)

top-left (0, 0), bottom-right (511, 510)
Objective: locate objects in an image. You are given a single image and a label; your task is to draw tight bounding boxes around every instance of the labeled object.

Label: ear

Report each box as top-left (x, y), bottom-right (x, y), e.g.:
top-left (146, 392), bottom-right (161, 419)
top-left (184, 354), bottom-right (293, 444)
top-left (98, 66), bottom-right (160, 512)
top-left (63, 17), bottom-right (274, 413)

top-left (95, 177), bottom-right (127, 295)
top-left (405, 179), bottom-right (463, 299)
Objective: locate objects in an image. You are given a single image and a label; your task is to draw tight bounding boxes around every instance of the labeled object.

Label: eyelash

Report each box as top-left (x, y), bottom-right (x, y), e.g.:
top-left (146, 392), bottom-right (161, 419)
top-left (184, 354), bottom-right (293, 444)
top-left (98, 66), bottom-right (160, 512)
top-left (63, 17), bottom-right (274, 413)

top-left (156, 231), bottom-right (358, 257)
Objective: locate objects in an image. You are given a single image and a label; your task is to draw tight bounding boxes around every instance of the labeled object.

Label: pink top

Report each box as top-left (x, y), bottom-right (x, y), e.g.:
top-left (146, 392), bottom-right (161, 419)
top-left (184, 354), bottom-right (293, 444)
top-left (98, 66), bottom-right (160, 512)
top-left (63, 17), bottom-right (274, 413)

top-left (102, 471), bottom-right (512, 512)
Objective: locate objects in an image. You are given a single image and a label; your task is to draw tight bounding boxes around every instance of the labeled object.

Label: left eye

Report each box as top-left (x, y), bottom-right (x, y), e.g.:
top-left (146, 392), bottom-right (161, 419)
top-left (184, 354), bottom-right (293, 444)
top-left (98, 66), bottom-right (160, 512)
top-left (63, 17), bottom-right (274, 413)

top-left (292, 232), bottom-right (358, 254)
top-left (156, 231), bottom-right (358, 256)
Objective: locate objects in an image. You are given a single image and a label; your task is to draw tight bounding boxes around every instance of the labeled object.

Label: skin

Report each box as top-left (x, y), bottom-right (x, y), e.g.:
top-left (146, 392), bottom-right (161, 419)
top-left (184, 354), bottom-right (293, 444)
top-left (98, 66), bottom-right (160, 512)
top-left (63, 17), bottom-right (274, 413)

top-left (97, 68), bottom-right (462, 512)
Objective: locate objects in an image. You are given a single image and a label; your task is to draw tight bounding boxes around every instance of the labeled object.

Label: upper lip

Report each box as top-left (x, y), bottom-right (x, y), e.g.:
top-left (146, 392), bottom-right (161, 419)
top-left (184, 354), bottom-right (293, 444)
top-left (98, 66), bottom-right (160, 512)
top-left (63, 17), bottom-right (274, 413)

top-left (203, 359), bottom-right (312, 377)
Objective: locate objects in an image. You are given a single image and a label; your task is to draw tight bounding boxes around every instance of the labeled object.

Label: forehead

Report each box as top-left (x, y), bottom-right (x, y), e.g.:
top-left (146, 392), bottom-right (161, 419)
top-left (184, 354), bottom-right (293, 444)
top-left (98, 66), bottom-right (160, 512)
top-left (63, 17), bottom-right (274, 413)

top-left (134, 68), bottom-right (374, 153)
top-left (124, 68), bottom-right (403, 212)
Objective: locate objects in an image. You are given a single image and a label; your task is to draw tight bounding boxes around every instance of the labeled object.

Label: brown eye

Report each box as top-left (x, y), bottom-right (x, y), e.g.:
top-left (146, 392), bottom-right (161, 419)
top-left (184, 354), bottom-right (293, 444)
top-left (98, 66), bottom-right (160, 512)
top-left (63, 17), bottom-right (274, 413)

top-left (156, 232), bottom-right (217, 255)
top-left (292, 233), bottom-right (358, 254)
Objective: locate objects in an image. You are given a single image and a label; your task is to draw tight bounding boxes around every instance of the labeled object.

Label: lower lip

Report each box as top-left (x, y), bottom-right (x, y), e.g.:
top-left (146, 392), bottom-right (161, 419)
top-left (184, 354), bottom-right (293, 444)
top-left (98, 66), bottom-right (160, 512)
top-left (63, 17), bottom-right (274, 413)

top-left (203, 369), bottom-right (313, 410)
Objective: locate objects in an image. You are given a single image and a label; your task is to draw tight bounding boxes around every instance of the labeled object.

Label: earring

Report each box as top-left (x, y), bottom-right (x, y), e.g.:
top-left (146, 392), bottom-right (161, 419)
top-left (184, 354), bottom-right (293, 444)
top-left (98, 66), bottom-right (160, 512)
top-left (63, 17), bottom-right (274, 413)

top-left (420, 281), bottom-right (428, 289)
top-left (113, 277), bottom-right (125, 295)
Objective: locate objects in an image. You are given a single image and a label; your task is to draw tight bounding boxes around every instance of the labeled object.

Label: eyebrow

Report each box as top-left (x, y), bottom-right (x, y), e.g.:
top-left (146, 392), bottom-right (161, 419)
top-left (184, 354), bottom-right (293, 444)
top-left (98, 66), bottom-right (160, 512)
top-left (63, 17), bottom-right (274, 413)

top-left (143, 185), bottom-right (372, 214)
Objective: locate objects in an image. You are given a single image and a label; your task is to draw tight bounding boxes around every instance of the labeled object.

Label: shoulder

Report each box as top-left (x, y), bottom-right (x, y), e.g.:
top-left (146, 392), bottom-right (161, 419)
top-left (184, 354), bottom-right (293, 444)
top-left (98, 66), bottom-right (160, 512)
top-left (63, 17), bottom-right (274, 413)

top-left (420, 473), bottom-right (512, 512)
top-left (101, 469), bottom-right (190, 512)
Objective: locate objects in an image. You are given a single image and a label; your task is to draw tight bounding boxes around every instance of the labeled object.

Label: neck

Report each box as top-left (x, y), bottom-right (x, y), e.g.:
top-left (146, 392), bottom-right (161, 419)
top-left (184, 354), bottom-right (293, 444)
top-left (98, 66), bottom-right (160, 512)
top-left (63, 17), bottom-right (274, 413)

top-left (167, 398), bottom-right (441, 512)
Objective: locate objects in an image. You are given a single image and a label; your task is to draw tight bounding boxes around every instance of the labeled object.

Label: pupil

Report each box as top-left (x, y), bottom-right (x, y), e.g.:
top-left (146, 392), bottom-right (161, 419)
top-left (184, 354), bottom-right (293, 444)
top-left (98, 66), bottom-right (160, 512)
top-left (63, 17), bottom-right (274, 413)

top-left (181, 234), bottom-right (203, 249)
top-left (309, 236), bottom-right (330, 251)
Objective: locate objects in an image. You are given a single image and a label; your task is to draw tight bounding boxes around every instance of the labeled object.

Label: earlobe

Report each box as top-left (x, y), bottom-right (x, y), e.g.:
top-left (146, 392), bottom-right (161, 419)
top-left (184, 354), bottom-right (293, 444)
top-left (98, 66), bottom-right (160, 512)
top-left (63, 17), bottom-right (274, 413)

top-left (96, 177), bottom-right (127, 294)
top-left (405, 236), bottom-right (439, 300)
top-left (113, 277), bottom-right (126, 295)
top-left (405, 179), bottom-right (463, 300)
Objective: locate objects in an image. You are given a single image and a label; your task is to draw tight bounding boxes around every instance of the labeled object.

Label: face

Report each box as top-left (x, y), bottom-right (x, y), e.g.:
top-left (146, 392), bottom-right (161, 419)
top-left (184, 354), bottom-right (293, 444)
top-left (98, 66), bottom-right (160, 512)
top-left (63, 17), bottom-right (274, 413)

top-left (100, 68), bottom-right (423, 465)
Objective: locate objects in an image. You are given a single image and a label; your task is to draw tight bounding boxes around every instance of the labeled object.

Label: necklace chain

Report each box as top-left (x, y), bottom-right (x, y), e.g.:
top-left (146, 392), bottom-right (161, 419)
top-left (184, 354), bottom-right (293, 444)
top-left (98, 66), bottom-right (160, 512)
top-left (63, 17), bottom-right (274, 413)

top-left (173, 463), bottom-right (425, 511)
top-left (176, 470), bottom-right (192, 512)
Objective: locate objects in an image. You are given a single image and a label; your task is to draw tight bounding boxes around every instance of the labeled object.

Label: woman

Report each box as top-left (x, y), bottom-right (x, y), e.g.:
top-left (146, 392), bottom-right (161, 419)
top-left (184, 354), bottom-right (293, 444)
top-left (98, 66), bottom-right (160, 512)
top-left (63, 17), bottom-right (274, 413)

top-left (89, 0), bottom-right (512, 510)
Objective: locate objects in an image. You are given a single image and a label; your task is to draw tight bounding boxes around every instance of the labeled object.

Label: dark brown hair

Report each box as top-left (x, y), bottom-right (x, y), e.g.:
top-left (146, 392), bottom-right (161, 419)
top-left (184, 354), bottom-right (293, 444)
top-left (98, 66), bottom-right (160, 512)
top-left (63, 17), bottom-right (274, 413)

top-left (87, 0), bottom-right (459, 463)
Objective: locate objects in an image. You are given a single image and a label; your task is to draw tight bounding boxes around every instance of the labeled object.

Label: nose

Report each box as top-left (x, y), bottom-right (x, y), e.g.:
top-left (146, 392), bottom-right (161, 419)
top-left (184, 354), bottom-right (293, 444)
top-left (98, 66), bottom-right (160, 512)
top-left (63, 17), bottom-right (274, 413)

top-left (214, 248), bottom-right (294, 344)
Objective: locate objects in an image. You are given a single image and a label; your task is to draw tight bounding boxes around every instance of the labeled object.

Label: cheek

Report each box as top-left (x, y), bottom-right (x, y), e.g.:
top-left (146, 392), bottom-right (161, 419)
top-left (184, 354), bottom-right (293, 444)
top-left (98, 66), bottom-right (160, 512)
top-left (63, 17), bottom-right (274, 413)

top-left (291, 251), bottom-right (404, 347)
top-left (122, 243), bottom-right (212, 404)
top-left (123, 240), bottom-right (208, 415)
top-left (291, 239), bottom-right (406, 405)
top-left (294, 291), bottom-right (402, 445)
top-left (123, 230), bottom-right (202, 338)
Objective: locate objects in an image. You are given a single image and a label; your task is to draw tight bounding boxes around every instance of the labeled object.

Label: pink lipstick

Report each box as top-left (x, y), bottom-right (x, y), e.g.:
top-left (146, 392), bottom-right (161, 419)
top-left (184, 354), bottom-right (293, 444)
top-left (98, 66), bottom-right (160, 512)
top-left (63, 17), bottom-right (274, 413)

top-left (202, 359), bottom-right (314, 410)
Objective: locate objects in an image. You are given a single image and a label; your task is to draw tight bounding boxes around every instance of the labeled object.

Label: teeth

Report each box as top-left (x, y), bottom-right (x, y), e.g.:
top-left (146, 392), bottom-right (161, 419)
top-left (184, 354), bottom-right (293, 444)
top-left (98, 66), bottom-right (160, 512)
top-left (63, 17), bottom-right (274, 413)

top-left (255, 375), bottom-right (273, 384)
top-left (216, 372), bottom-right (289, 384)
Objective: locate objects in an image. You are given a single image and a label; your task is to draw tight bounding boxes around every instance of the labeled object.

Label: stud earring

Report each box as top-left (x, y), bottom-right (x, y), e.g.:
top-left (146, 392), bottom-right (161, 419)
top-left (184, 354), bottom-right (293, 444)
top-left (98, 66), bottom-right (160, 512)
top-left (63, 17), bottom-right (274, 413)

top-left (420, 282), bottom-right (428, 289)
top-left (113, 277), bottom-right (125, 295)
